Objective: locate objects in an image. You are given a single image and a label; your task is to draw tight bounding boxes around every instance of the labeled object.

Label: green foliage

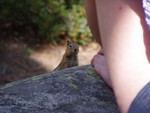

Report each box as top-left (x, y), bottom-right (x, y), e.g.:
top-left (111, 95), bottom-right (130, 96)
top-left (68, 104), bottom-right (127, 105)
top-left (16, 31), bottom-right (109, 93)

top-left (23, 47), bottom-right (33, 57)
top-left (0, 0), bottom-right (92, 45)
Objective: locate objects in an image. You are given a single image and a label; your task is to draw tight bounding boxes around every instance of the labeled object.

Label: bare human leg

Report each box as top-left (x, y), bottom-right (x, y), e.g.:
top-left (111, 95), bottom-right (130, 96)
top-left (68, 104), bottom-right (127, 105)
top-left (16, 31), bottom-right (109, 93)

top-left (95, 0), bottom-right (150, 112)
top-left (85, 0), bottom-right (112, 87)
top-left (84, 0), bottom-right (102, 45)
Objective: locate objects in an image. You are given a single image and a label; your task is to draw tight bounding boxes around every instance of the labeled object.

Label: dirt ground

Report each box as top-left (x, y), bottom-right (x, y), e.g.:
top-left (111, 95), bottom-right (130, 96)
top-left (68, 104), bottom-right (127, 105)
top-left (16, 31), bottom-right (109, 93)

top-left (0, 31), bottom-right (100, 84)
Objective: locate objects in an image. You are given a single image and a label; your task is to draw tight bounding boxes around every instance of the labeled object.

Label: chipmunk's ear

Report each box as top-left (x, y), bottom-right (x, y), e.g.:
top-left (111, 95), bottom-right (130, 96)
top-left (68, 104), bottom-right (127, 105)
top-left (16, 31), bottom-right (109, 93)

top-left (67, 40), bottom-right (70, 45)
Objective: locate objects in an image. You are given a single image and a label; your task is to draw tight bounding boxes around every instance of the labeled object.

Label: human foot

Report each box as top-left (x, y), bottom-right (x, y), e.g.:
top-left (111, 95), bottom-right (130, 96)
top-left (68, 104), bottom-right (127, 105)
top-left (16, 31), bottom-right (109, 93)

top-left (91, 49), bottom-right (112, 88)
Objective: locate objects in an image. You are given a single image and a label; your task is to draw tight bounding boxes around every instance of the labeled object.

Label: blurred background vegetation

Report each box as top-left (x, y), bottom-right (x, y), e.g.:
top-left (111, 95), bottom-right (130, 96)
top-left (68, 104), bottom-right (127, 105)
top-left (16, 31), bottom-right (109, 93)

top-left (0, 0), bottom-right (93, 45)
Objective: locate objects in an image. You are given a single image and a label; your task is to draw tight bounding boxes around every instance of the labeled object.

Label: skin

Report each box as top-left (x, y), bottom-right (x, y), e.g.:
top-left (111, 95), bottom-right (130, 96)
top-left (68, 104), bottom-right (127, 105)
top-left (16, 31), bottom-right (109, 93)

top-left (84, 0), bottom-right (102, 45)
top-left (85, 0), bottom-right (150, 113)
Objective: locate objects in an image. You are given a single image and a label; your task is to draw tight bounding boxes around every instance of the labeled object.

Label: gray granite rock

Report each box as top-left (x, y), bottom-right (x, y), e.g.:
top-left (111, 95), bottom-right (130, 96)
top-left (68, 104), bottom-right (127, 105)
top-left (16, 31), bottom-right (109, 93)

top-left (0, 65), bottom-right (120, 113)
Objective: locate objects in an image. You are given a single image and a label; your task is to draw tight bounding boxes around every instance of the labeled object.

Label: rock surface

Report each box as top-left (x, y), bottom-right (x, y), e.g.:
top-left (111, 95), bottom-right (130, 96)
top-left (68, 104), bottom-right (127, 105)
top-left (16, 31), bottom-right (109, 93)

top-left (0, 65), bottom-right (120, 113)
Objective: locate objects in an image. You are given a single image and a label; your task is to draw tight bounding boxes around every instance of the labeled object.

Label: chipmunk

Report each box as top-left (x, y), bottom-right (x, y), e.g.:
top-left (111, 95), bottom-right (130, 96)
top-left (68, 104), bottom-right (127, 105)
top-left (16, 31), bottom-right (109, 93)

top-left (54, 41), bottom-right (79, 71)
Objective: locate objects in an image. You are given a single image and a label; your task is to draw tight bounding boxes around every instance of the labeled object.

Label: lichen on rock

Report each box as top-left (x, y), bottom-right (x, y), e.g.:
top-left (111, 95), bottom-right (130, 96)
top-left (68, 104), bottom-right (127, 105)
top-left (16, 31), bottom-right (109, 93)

top-left (0, 65), bottom-right (120, 113)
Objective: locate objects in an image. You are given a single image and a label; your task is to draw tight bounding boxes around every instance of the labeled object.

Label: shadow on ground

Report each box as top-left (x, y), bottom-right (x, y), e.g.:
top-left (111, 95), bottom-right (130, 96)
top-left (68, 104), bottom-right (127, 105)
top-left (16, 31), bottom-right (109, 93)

top-left (0, 39), bottom-right (47, 85)
top-left (0, 24), bottom-right (48, 85)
